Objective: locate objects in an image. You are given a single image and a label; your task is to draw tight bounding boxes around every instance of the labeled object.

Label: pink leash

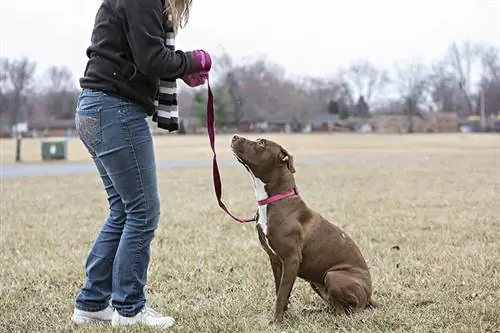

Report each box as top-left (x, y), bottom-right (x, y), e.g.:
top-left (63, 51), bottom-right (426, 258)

top-left (205, 78), bottom-right (300, 223)
top-left (206, 78), bottom-right (256, 223)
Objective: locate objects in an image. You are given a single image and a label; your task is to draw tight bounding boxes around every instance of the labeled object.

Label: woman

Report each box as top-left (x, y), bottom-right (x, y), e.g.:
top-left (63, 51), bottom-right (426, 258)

top-left (70, 0), bottom-right (211, 328)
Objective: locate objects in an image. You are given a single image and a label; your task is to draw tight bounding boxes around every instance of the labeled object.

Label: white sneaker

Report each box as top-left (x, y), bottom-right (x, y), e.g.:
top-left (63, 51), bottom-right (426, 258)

top-left (111, 307), bottom-right (175, 328)
top-left (71, 305), bottom-right (114, 324)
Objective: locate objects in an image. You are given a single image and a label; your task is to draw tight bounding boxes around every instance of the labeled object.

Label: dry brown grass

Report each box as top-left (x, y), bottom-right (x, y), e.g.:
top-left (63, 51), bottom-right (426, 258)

top-left (1, 134), bottom-right (500, 333)
top-left (1, 133), bottom-right (500, 165)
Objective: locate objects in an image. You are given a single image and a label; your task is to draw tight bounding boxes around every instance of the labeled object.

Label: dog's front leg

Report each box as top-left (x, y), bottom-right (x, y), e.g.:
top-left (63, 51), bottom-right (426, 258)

top-left (257, 227), bottom-right (282, 296)
top-left (269, 256), bottom-right (282, 297)
top-left (273, 256), bottom-right (300, 323)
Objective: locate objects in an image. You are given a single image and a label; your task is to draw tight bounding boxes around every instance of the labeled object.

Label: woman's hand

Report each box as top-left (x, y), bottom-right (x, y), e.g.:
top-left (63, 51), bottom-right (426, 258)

top-left (181, 50), bottom-right (211, 86)
top-left (187, 50), bottom-right (212, 73)
top-left (181, 72), bottom-right (208, 87)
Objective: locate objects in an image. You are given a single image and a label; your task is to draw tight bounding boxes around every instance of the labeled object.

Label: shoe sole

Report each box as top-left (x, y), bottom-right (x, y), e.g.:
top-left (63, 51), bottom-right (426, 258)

top-left (111, 319), bottom-right (175, 328)
top-left (71, 314), bottom-right (112, 325)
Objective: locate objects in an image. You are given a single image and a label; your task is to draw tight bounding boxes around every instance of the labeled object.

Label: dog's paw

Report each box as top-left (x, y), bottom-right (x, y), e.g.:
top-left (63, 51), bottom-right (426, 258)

top-left (270, 314), bottom-right (284, 325)
top-left (366, 298), bottom-right (379, 309)
top-left (269, 319), bottom-right (283, 326)
top-left (284, 299), bottom-right (291, 312)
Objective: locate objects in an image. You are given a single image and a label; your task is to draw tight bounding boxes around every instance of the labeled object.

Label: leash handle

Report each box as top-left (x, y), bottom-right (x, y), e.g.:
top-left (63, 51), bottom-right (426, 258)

top-left (206, 77), bottom-right (256, 223)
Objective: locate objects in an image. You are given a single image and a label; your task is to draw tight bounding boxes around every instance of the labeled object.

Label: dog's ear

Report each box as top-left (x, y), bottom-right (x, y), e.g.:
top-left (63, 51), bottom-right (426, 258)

top-left (280, 149), bottom-right (296, 173)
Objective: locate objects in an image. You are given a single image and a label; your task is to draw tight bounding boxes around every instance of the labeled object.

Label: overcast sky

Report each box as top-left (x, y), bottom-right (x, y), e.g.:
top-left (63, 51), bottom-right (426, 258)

top-left (1, 0), bottom-right (499, 85)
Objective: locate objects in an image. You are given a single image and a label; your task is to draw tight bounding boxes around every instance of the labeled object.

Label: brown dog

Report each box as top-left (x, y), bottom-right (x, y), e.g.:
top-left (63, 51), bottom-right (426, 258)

top-left (231, 135), bottom-right (374, 323)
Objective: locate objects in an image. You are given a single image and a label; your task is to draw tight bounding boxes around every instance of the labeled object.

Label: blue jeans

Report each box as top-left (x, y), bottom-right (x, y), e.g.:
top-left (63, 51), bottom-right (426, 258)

top-left (74, 89), bottom-right (160, 317)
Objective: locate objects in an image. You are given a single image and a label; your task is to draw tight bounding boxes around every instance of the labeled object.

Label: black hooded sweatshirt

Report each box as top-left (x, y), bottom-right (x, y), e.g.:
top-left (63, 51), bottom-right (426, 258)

top-left (79, 0), bottom-right (200, 115)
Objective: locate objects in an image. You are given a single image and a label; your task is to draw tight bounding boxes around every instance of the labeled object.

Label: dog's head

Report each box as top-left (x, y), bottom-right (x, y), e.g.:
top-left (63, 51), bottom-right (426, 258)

top-left (230, 135), bottom-right (295, 185)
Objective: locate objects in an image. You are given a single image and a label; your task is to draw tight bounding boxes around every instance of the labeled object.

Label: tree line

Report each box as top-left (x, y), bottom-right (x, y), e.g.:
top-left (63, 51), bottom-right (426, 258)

top-left (0, 58), bottom-right (79, 132)
top-left (1, 40), bottom-right (499, 133)
top-left (192, 40), bottom-right (500, 129)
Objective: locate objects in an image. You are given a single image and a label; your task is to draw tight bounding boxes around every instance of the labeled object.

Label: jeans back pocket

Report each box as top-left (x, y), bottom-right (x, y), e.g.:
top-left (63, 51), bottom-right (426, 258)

top-left (75, 90), bottom-right (103, 148)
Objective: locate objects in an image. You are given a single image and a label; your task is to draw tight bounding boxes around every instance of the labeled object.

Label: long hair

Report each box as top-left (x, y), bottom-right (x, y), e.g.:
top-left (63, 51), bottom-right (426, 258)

top-left (165, 0), bottom-right (192, 32)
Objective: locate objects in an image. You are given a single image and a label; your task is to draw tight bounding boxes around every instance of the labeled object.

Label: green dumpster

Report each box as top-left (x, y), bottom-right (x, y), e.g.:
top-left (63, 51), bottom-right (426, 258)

top-left (41, 138), bottom-right (68, 161)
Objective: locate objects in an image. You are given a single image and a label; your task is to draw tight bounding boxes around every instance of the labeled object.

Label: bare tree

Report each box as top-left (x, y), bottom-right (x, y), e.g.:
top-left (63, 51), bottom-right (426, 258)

top-left (185, 55), bottom-right (347, 128)
top-left (299, 75), bottom-right (345, 121)
top-left (428, 60), bottom-right (464, 113)
top-left (338, 59), bottom-right (390, 107)
top-left (0, 58), bottom-right (10, 120)
top-left (394, 60), bottom-right (429, 132)
top-left (210, 51), bottom-right (234, 78)
top-left (204, 51), bottom-right (249, 125)
top-left (44, 66), bottom-right (75, 92)
top-left (5, 57), bottom-right (36, 129)
top-left (478, 45), bottom-right (500, 117)
top-left (0, 58), bottom-right (8, 89)
top-left (41, 66), bottom-right (79, 119)
top-left (227, 59), bottom-right (285, 122)
top-left (480, 45), bottom-right (500, 85)
top-left (444, 41), bottom-right (482, 114)
top-left (218, 59), bottom-right (312, 125)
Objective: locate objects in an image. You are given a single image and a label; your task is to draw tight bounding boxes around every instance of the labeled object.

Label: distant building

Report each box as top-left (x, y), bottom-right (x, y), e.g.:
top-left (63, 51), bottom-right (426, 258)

top-left (492, 114), bottom-right (500, 132)
top-left (236, 113), bottom-right (295, 133)
top-left (458, 115), bottom-right (482, 132)
top-left (307, 112), bottom-right (342, 132)
top-left (28, 118), bottom-right (76, 137)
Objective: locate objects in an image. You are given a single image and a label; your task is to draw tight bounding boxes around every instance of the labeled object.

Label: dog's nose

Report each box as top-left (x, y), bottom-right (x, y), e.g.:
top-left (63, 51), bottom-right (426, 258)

top-left (232, 135), bottom-right (240, 142)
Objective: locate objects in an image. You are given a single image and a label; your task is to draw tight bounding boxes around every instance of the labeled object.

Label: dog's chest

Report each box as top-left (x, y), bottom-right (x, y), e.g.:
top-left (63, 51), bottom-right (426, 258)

top-left (257, 205), bottom-right (269, 235)
top-left (256, 205), bottom-right (279, 257)
top-left (252, 176), bottom-right (269, 235)
top-left (251, 175), bottom-right (277, 255)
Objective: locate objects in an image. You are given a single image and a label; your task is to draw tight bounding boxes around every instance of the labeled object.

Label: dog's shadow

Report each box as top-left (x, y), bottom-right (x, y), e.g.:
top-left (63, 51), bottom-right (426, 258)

top-left (300, 307), bottom-right (333, 316)
top-left (299, 302), bottom-right (380, 317)
top-left (298, 302), bottom-right (345, 317)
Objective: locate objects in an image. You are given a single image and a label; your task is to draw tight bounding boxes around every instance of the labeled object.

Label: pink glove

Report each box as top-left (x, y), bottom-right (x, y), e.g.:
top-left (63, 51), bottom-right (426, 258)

top-left (191, 50), bottom-right (212, 72)
top-left (182, 73), bottom-right (208, 87)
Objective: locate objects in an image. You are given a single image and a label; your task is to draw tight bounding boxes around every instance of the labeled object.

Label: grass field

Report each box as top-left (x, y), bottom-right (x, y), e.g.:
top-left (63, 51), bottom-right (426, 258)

top-left (2, 132), bottom-right (500, 164)
top-left (1, 133), bottom-right (500, 333)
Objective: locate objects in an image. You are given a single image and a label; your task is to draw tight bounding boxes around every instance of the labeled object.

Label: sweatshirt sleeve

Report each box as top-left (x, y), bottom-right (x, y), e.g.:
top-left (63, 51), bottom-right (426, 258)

top-left (117, 0), bottom-right (199, 79)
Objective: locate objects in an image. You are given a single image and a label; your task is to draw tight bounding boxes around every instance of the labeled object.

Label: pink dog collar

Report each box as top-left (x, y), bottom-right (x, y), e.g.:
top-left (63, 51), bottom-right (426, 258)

top-left (257, 187), bottom-right (299, 206)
